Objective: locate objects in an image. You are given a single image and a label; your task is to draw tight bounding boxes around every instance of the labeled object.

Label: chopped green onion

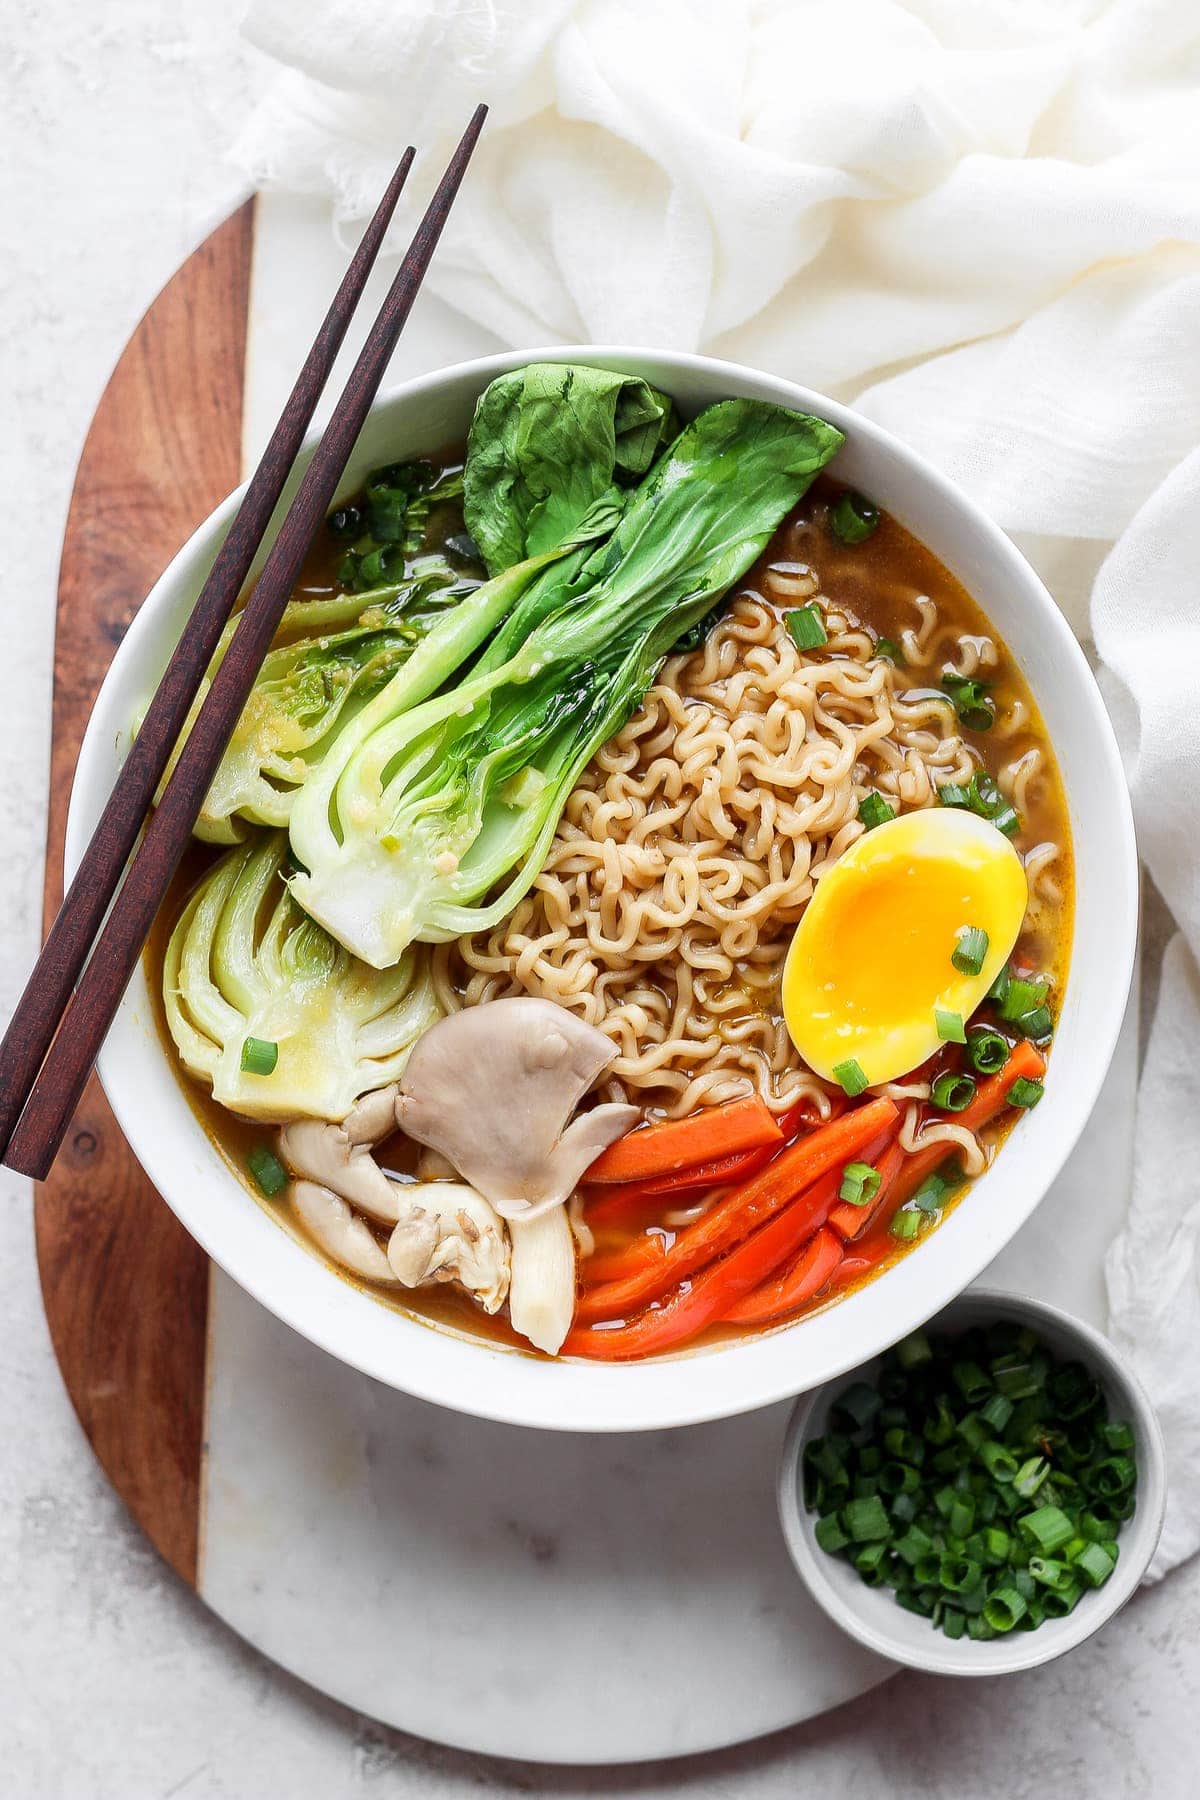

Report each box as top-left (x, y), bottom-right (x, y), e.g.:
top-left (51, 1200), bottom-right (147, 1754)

top-left (839, 1161), bottom-right (882, 1206)
top-left (247, 1145), bottom-right (288, 1198)
top-left (843, 1495), bottom-right (891, 1542)
top-left (785, 603), bottom-right (828, 651)
top-left (889, 1208), bottom-right (923, 1241)
top-left (1073, 1541), bottom-right (1118, 1587)
top-left (1089, 1454), bottom-right (1138, 1498)
top-left (983, 1585), bottom-right (1028, 1632)
top-left (935, 1008), bottom-right (966, 1044)
top-left (804, 1323), bottom-right (1138, 1643)
top-left (240, 1036), bottom-right (279, 1077)
top-left (1008, 1077), bottom-right (1045, 1110)
top-left (815, 1513), bottom-right (850, 1554)
top-left (1013, 1455), bottom-right (1051, 1500)
top-left (979, 1393), bottom-right (1014, 1433)
top-left (939, 1554), bottom-right (983, 1593)
top-left (937, 782), bottom-right (971, 809)
top-left (911, 1172), bottom-right (950, 1213)
top-left (932, 1071), bottom-right (977, 1113)
top-left (833, 1382), bottom-right (882, 1431)
top-left (1016, 1005), bottom-right (1054, 1042)
top-left (937, 772), bottom-right (1019, 834)
top-left (952, 1361), bottom-right (992, 1406)
top-left (1019, 1505), bottom-right (1075, 1554)
top-left (857, 792), bottom-right (896, 831)
top-left (998, 974), bottom-right (1049, 1024)
top-left (987, 963), bottom-right (1011, 1006)
top-left (951, 925), bottom-right (989, 977)
top-left (978, 1432), bottom-right (1021, 1476)
top-left (832, 1058), bottom-right (869, 1097)
top-left (966, 1027), bottom-right (1010, 1075)
top-left (831, 489), bottom-right (879, 545)
top-left (880, 1461), bottom-right (921, 1497)
top-left (941, 672), bottom-right (996, 732)
top-left (883, 1427), bottom-right (925, 1465)
top-left (1042, 1579), bottom-right (1083, 1617)
top-left (874, 636), bottom-right (904, 665)
top-left (896, 1330), bottom-right (932, 1370)
top-left (854, 1542), bottom-right (890, 1583)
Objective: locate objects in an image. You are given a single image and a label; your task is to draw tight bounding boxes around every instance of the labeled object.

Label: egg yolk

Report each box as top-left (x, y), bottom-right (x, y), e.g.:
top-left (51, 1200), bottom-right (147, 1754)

top-left (782, 808), bottom-right (1027, 1088)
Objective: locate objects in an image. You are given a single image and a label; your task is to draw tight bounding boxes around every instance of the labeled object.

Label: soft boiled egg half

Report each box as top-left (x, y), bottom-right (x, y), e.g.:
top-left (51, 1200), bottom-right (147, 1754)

top-left (782, 807), bottom-right (1027, 1089)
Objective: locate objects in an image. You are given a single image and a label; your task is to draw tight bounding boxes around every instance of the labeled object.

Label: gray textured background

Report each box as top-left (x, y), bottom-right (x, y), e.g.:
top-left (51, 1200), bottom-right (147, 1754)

top-left (3, 4), bottom-right (1199, 1793)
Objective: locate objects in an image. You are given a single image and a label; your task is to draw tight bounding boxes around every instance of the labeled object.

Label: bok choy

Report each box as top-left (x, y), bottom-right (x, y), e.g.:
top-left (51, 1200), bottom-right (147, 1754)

top-left (164, 564), bottom-right (478, 844)
top-left (288, 399), bottom-right (844, 968)
top-left (464, 362), bottom-right (678, 574)
top-left (163, 832), bottom-right (440, 1121)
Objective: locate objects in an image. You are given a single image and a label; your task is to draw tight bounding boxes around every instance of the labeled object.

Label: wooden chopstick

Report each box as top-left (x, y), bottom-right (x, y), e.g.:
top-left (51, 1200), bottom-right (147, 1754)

top-left (0, 149), bottom-right (416, 1161)
top-left (4, 104), bottom-right (488, 1180)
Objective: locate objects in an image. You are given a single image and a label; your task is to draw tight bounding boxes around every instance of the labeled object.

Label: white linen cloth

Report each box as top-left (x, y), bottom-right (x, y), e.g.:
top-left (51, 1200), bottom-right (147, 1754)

top-left (234, 0), bottom-right (1200, 1577)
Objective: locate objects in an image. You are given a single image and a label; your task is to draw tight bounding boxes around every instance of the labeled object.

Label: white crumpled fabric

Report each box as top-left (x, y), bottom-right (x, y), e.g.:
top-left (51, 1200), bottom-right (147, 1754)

top-left (234, 0), bottom-right (1200, 1577)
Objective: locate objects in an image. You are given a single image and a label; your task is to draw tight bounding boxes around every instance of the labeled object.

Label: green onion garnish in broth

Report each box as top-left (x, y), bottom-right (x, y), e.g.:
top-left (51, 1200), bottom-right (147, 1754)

top-left (966, 1026), bottom-right (1010, 1074)
top-left (247, 1144), bottom-right (288, 1197)
top-left (932, 1071), bottom-right (977, 1112)
top-left (785, 603), bottom-right (828, 650)
top-left (857, 792), bottom-right (895, 831)
top-left (941, 672), bottom-right (996, 732)
top-left (830, 489), bottom-right (880, 546)
top-left (1008, 1077), bottom-right (1045, 1109)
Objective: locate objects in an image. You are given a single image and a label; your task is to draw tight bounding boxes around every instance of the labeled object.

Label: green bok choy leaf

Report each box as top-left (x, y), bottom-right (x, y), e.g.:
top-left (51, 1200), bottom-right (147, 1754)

top-left (464, 363), bottom-right (678, 575)
top-left (163, 831), bottom-right (440, 1121)
top-left (288, 399), bottom-right (844, 968)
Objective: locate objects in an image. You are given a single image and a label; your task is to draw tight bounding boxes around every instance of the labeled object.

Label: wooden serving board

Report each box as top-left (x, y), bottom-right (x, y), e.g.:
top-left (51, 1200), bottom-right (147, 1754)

top-left (35, 199), bottom-right (255, 1586)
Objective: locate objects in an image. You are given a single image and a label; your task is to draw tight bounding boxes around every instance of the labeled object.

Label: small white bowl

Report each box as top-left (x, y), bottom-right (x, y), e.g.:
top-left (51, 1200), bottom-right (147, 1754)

top-left (777, 1290), bottom-right (1166, 1675)
top-left (69, 346), bottom-right (1138, 1432)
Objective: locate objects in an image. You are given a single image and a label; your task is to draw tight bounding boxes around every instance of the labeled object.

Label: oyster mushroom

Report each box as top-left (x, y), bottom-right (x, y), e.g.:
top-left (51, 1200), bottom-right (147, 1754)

top-left (386, 1182), bottom-right (509, 1314)
top-left (291, 1180), bottom-right (399, 1284)
top-left (279, 1084), bottom-right (402, 1225)
top-left (508, 1206), bottom-right (576, 1356)
top-left (395, 998), bottom-right (638, 1221)
top-left (280, 1085), bottom-right (510, 1311)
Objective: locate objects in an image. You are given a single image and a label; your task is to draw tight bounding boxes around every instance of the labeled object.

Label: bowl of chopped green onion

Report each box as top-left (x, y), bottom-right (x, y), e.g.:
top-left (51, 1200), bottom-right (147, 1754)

top-left (777, 1290), bottom-right (1166, 1674)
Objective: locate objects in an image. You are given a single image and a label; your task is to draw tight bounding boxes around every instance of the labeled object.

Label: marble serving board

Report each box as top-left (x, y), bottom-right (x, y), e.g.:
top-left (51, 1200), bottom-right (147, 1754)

top-left (35, 186), bottom-right (1140, 1765)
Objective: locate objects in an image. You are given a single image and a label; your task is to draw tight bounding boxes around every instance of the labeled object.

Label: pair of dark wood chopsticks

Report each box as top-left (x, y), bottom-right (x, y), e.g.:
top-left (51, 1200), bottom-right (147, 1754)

top-left (0, 105), bottom-right (488, 1181)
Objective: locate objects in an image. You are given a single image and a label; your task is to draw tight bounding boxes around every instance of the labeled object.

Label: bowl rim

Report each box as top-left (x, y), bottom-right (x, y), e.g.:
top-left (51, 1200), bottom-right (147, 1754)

top-left (775, 1287), bottom-right (1167, 1676)
top-left (70, 342), bottom-right (1140, 1432)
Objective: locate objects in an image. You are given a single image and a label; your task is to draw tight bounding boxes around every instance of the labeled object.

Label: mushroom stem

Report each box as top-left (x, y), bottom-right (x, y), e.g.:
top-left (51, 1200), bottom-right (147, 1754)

top-left (508, 1205), bottom-right (576, 1356)
top-left (291, 1181), bottom-right (398, 1285)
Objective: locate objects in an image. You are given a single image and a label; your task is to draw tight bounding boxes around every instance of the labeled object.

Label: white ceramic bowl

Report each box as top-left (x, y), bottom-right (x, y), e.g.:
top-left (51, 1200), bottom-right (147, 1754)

top-left (68, 346), bottom-right (1138, 1433)
top-left (776, 1290), bottom-right (1166, 1674)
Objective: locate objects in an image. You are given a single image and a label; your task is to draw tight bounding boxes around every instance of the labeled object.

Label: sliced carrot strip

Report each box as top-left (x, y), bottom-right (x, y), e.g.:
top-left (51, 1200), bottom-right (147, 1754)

top-left (584, 1095), bottom-right (782, 1184)
top-left (721, 1223), bottom-right (844, 1326)
top-left (575, 1097), bottom-right (897, 1323)
top-left (564, 1187), bottom-right (839, 1361)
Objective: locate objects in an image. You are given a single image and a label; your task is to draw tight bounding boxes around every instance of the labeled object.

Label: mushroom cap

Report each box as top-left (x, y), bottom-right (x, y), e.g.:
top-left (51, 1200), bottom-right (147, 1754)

top-left (395, 998), bottom-right (638, 1219)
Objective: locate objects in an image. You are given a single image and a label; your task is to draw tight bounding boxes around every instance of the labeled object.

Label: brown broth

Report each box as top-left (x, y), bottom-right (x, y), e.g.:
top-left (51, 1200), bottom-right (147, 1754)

top-left (148, 453), bottom-right (1073, 1360)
